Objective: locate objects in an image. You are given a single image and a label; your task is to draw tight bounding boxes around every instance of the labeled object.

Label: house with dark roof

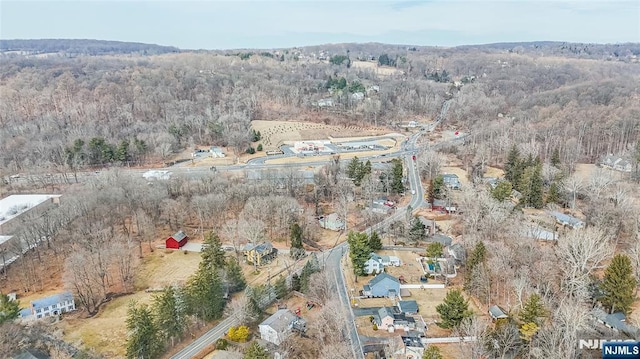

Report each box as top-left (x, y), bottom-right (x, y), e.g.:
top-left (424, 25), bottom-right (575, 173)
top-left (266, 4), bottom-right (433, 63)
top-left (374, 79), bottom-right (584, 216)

top-left (376, 307), bottom-right (416, 332)
top-left (397, 300), bottom-right (419, 314)
top-left (428, 233), bottom-right (453, 247)
top-left (489, 305), bottom-right (509, 321)
top-left (166, 230), bottom-right (188, 249)
top-left (442, 174), bottom-right (461, 190)
top-left (243, 242), bottom-right (278, 266)
top-left (258, 308), bottom-right (306, 345)
top-left (447, 243), bottom-right (465, 264)
top-left (363, 273), bottom-right (400, 298)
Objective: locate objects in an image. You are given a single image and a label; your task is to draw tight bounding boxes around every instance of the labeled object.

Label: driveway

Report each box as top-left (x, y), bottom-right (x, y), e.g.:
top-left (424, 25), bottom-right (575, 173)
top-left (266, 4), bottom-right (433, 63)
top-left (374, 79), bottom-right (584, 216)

top-left (181, 242), bottom-right (203, 252)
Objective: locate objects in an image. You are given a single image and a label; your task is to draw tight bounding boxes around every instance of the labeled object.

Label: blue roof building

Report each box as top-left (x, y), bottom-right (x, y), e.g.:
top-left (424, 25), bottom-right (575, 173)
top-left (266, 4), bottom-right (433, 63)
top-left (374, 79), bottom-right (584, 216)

top-left (29, 291), bottom-right (76, 319)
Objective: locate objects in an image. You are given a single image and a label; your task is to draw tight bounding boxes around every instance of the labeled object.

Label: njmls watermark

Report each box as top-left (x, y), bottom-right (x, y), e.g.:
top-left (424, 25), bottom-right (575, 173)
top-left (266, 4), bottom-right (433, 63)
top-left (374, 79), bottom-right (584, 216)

top-left (579, 339), bottom-right (638, 350)
top-left (577, 338), bottom-right (640, 359)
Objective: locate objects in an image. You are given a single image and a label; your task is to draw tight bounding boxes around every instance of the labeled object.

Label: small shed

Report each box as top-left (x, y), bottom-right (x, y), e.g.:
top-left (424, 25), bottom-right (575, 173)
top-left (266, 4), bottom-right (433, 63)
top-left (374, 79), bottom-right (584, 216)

top-left (166, 230), bottom-right (189, 249)
top-left (489, 305), bottom-right (509, 321)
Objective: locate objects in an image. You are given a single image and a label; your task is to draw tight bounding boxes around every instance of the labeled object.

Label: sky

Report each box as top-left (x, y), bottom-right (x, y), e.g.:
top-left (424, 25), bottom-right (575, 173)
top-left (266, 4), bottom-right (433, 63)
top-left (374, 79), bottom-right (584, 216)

top-left (1, 0), bottom-right (639, 50)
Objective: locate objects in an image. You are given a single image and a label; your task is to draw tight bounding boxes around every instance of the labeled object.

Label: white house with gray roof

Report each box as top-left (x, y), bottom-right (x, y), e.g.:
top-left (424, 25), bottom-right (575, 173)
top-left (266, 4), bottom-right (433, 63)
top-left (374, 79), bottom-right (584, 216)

top-left (20, 291), bottom-right (75, 320)
top-left (600, 155), bottom-right (633, 172)
top-left (258, 309), bottom-right (306, 345)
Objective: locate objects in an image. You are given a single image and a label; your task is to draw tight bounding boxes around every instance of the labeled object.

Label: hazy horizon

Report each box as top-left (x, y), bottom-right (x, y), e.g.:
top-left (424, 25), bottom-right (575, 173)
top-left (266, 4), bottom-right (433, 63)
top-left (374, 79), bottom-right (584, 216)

top-left (1, 1), bottom-right (639, 50)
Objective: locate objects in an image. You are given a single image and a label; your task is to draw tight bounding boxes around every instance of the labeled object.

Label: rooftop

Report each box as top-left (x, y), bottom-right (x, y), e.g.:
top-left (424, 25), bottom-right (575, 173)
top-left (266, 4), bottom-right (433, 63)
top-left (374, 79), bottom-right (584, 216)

top-left (0, 195), bottom-right (61, 227)
top-left (0, 235), bottom-right (14, 246)
top-left (31, 292), bottom-right (74, 309)
top-left (368, 272), bottom-right (400, 287)
top-left (260, 308), bottom-right (297, 332)
top-left (171, 230), bottom-right (188, 241)
top-left (398, 300), bottom-right (419, 313)
top-left (489, 305), bottom-right (508, 319)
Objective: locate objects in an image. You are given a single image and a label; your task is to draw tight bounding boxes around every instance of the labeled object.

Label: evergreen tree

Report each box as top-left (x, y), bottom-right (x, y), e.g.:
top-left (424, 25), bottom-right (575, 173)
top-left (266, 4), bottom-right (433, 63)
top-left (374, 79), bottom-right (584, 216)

top-left (435, 289), bottom-right (473, 328)
top-left (201, 231), bottom-right (226, 270)
top-left (423, 346), bottom-right (443, 359)
top-left (225, 258), bottom-right (247, 293)
top-left (519, 164), bottom-right (544, 208)
top-left (409, 217), bottom-right (426, 242)
top-left (425, 242), bottom-right (444, 259)
top-left (600, 254), bottom-right (636, 315)
top-left (368, 231), bottom-right (382, 251)
top-left (0, 293), bottom-right (19, 324)
top-left (299, 260), bottom-right (319, 293)
top-left (519, 293), bottom-right (546, 326)
top-left (274, 276), bottom-right (288, 299)
top-left (116, 140), bottom-right (130, 163)
top-left (186, 266), bottom-right (226, 321)
top-left (491, 181), bottom-right (513, 202)
top-left (290, 274), bottom-right (301, 292)
top-left (289, 223), bottom-right (305, 259)
top-left (126, 302), bottom-right (162, 359)
top-left (465, 241), bottom-right (486, 289)
top-left (546, 180), bottom-right (562, 205)
top-left (432, 175), bottom-right (444, 199)
top-left (347, 231), bottom-right (371, 277)
top-left (504, 145), bottom-right (521, 185)
top-left (152, 286), bottom-right (187, 346)
top-left (551, 148), bottom-right (561, 167)
top-left (243, 342), bottom-right (270, 359)
top-left (256, 144), bottom-right (263, 151)
top-left (427, 179), bottom-right (436, 204)
top-left (391, 158), bottom-right (405, 193)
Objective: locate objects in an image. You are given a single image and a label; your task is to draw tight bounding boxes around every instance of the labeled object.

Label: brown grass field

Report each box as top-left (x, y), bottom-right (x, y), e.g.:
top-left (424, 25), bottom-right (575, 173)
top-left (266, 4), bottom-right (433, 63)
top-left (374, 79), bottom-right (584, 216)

top-left (350, 61), bottom-right (402, 76)
top-left (250, 120), bottom-right (392, 149)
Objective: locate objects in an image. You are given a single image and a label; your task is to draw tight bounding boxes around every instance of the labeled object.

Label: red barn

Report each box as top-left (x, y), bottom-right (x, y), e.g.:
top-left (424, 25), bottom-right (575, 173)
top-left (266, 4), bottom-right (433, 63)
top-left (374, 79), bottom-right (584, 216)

top-left (166, 230), bottom-right (189, 249)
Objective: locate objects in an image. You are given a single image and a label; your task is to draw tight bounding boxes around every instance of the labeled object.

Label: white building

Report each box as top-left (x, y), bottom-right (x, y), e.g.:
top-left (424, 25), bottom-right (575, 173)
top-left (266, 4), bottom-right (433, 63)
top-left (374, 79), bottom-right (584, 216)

top-left (0, 194), bottom-right (62, 236)
top-left (20, 291), bottom-right (76, 320)
top-left (142, 170), bottom-right (171, 181)
top-left (258, 309), bottom-right (306, 345)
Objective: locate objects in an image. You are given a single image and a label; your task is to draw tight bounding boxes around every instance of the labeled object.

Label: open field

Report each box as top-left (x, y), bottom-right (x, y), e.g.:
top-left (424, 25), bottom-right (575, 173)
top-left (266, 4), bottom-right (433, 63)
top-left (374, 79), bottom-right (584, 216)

top-left (380, 250), bottom-right (428, 283)
top-left (250, 120), bottom-right (391, 149)
top-left (62, 291), bottom-right (154, 358)
top-left (350, 61), bottom-right (402, 76)
top-left (135, 249), bottom-right (202, 290)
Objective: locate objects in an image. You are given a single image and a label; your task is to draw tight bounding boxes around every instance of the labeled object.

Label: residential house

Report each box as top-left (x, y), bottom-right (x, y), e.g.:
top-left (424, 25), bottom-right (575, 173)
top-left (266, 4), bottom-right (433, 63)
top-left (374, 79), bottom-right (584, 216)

top-left (396, 336), bottom-right (425, 359)
top-left (427, 233), bottom-right (452, 247)
top-left (243, 242), bottom-right (278, 266)
top-left (376, 307), bottom-right (416, 332)
top-left (549, 211), bottom-right (585, 229)
top-left (442, 174), bottom-right (462, 190)
top-left (430, 199), bottom-right (456, 214)
top-left (367, 85), bottom-right (380, 93)
top-left (364, 253), bottom-right (385, 275)
top-left (26, 292), bottom-right (76, 320)
top-left (364, 253), bottom-right (401, 274)
top-left (363, 273), bottom-right (400, 298)
top-left (407, 121), bottom-right (418, 128)
top-left (601, 155), bottom-right (633, 172)
top-left (380, 255), bottom-right (401, 267)
top-left (319, 213), bottom-right (345, 231)
top-left (447, 243), bottom-right (466, 265)
top-left (166, 230), bottom-right (189, 249)
top-left (12, 349), bottom-right (50, 359)
top-left (397, 300), bottom-right (419, 314)
top-left (489, 305), bottom-right (509, 321)
top-left (592, 308), bottom-right (640, 338)
top-left (258, 308), bottom-right (306, 345)
top-left (351, 92), bottom-right (365, 101)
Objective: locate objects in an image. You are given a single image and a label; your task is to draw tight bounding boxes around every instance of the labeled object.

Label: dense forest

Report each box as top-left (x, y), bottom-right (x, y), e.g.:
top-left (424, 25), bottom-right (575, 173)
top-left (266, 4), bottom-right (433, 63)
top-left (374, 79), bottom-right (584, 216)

top-left (0, 39), bottom-right (180, 56)
top-left (0, 41), bottom-right (638, 177)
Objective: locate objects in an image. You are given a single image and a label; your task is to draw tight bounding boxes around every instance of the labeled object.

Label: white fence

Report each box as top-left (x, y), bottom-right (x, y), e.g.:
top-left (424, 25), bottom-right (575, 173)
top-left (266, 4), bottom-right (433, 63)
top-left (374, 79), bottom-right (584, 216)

top-left (400, 284), bottom-right (446, 289)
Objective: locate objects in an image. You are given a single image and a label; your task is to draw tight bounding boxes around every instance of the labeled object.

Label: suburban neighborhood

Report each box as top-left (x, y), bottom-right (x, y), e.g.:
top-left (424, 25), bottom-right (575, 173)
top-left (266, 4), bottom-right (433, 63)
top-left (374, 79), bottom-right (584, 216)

top-left (0, 35), bottom-right (639, 359)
